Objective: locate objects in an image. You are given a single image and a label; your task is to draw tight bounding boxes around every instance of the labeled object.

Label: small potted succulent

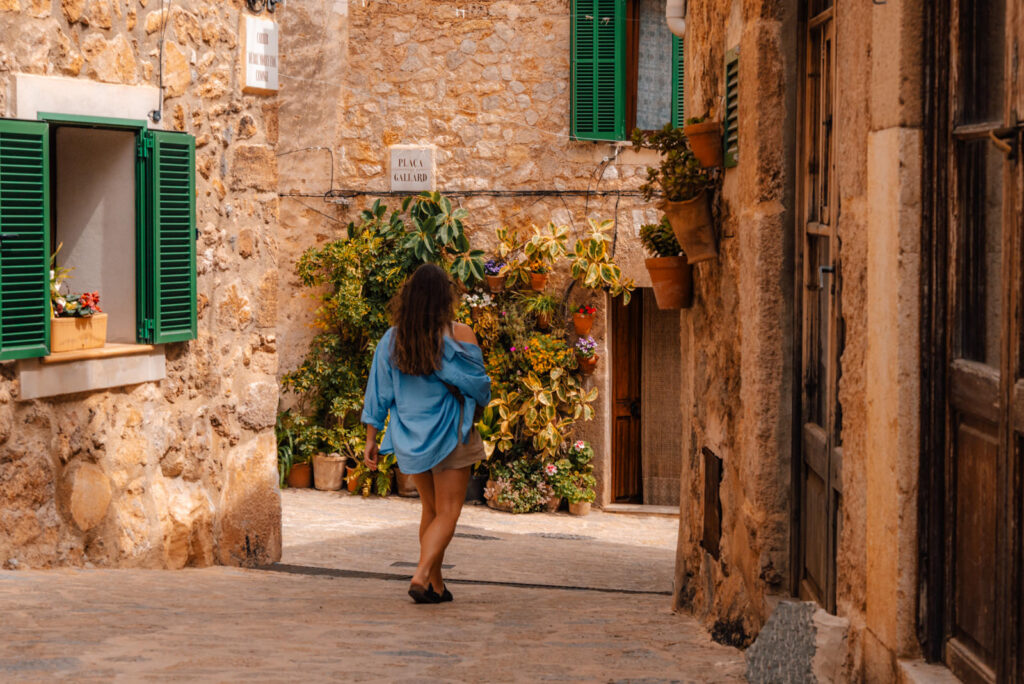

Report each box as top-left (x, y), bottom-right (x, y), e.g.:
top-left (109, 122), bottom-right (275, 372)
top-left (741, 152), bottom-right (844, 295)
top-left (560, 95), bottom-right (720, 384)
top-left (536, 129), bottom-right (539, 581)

top-left (632, 124), bottom-right (716, 263)
top-left (574, 336), bottom-right (599, 376)
top-left (640, 217), bottom-right (694, 310)
top-left (573, 304), bottom-right (596, 336)
top-left (484, 259), bottom-right (506, 293)
top-left (683, 115), bottom-right (723, 168)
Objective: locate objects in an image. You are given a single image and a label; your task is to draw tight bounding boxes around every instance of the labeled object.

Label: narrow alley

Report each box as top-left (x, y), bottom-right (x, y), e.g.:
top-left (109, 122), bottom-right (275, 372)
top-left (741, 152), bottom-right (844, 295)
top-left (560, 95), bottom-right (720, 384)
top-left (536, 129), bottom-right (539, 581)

top-left (0, 492), bottom-right (745, 682)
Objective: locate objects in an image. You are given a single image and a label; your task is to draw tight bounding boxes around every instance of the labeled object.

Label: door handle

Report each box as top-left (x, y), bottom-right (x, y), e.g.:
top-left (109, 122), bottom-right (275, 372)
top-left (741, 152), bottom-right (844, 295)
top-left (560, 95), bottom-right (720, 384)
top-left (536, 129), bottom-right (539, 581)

top-left (630, 400), bottom-right (641, 419)
top-left (818, 265), bottom-right (835, 292)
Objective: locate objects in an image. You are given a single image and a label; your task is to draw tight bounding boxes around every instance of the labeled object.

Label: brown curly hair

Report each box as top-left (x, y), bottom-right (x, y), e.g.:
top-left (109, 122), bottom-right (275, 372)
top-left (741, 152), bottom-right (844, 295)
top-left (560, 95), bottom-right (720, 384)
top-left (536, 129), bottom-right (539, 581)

top-left (391, 264), bottom-right (457, 376)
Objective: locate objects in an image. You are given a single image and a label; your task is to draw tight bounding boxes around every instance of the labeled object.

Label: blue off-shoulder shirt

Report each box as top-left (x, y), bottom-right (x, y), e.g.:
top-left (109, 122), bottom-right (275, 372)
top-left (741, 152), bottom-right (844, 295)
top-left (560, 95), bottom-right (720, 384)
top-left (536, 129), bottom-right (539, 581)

top-left (361, 327), bottom-right (491, 474)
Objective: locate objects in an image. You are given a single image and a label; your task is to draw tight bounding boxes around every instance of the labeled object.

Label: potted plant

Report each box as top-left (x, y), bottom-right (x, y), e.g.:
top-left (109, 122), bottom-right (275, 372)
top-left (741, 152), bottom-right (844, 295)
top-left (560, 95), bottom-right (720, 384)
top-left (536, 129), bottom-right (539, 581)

top-left (632, 124), bottom-right (716, 263)
top-left (349, 452), bottom-right (397, 497)
top-left (640, 218), bottom-right (694, 310)
top-left (683, 115), bottom-right (723, 168)
top-left (522, 293), bottom-right (558, 330)
top-left (276, 411), bottom-right (313, 489)
top-left (51, 290), bottom-right (107, 353)
top-left (567, 474), bottom-right (597, 516)
top-left (484, 259), bottom-right (506, 293)
top-left (573, 304), bottom-right (595, 336)
top-left (313, 452), bottom-right (346, 491)
top-left (570, 219), bottom-right (636, 303)
top-left (574, 336), bottom-right (599, 376)
top-left (558, 441), bottom-right (597, 515)
top-left (525, 222), bottom-right (569, 291)
top-left (464, 292), bottom-right (494, 322)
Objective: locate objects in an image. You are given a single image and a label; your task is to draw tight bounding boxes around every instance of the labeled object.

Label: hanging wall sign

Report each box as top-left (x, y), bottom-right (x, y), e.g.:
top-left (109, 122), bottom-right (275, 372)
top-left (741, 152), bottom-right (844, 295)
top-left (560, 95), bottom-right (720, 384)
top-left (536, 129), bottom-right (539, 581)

top-left (240, 15), bottom-right (279, 95)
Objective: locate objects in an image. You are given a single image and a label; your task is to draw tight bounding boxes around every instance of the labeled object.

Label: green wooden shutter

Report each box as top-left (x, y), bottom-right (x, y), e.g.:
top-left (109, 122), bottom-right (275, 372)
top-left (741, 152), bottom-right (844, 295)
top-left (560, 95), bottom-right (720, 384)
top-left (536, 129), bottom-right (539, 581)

top-left (671, 35), bottom-right (685, 128)
top-left (144, 130), bottom-right (196, 344)
top-left (723, 48), bottom-right (739, 168)
top-left (571, 0), bottom-right (626, 141)
top-left (0, 119), bottom-right (50, 360)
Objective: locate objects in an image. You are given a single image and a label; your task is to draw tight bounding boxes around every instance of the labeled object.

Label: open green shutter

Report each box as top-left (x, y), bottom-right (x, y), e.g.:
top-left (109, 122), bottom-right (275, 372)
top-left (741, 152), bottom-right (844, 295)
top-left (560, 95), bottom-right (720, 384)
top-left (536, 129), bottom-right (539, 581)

top-left (571, 0), bottom-right (626, 141)
top-left (671, 35), bottom-right (685, 128)
top-left (0, 119), bottom-right (50, 360)
top-left (147, 130), bottom-right (196, 344)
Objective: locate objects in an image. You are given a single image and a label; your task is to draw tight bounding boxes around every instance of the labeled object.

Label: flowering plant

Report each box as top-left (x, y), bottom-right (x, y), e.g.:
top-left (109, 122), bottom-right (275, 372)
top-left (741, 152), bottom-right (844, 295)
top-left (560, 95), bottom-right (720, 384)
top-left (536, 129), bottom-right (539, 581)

top-left (484, 259), bottom-right (505, 276)
top-left (574, 336), bottom-right (597, 359)
top-left (464, 292), bottom-right (494, 309)
top-left (576, 304), bottom-right (596, 316)
top-left (55, 291), bottom-right (102, 318)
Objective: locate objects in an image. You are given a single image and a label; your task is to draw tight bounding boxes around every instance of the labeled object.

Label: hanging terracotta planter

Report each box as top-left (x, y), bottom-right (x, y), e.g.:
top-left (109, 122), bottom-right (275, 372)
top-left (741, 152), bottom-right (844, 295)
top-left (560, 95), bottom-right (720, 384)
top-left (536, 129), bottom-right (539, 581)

top-left (286, 462), bottom-right (312, 489)
top-left (395, 468), bottom-right (419, 497)
top-left (577, 354), bottom-right (598, 376)
top-left (683, 120), bottom-right (723, 168)
top-left (645, 256), bottom-right (694, 310)
top-left (312, 452), bottom-right (345, 491)
top-left (573, 313), bottom-right (594, 336)
top-left (486, 275), bottom-right (505, 293)
top-left (659, 193), bottom-right (716, 264)
top-left (530, 271), bottom-right (549, 292)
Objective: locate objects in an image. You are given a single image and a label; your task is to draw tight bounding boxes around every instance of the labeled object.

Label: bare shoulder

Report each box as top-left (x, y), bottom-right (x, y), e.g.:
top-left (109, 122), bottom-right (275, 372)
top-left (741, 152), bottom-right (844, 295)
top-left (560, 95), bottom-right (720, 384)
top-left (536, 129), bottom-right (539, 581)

top-left (451, 322), bottom-right (479, 345)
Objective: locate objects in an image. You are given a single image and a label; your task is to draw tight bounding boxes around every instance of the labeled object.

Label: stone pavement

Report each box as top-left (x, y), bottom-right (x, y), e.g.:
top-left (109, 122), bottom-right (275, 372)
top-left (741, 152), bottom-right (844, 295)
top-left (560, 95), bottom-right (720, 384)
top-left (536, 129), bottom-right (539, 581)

top-left (0, 490), bottom-right (746, 682)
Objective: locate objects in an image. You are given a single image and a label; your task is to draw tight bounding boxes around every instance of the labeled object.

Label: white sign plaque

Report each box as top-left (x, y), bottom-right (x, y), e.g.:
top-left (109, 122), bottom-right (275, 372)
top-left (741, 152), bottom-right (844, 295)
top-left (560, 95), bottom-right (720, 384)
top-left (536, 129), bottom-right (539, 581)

top-left (241, 15), bottom-right (279, 95)
top-left (389, 145), bottom-right (436, 192)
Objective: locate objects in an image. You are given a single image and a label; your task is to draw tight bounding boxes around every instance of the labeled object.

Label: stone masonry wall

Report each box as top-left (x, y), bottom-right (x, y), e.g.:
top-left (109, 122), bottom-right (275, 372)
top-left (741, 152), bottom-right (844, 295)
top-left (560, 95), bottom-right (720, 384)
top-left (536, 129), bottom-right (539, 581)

top-left (0, 0), bottom-right (282, 569)
top-left (274, 0), bottom-right (679, 506)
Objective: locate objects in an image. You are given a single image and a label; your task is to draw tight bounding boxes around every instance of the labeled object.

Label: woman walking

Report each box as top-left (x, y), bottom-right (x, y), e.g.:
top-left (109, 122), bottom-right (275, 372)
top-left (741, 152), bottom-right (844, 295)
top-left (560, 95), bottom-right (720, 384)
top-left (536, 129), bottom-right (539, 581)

top-left (361, 264), bottom-right (491, 604)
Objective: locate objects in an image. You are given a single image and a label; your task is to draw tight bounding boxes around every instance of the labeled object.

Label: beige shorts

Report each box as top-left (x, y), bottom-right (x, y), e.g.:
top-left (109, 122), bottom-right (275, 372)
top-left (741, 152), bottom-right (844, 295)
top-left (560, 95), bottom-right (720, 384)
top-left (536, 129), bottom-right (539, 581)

top-left (432, 407), bottom-right (485, 473)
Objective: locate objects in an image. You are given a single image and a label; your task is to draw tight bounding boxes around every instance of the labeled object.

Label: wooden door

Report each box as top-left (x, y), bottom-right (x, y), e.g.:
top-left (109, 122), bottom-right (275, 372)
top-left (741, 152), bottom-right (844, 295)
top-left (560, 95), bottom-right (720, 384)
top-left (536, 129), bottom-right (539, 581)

top-left (937, 1), bottom-right (1023, 680)
top-left (611, 290), bottom-right (643, 503)
top-left (794, 0), bottom-right (842, 614)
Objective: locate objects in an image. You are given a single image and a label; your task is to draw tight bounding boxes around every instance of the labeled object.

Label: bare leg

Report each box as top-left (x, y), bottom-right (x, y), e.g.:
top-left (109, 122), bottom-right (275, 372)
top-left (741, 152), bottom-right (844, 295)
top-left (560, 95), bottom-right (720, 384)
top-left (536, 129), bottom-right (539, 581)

top-left (410, 466), bottom-right (472, 593)
top-left (410, 472), bottom-right (442, 590)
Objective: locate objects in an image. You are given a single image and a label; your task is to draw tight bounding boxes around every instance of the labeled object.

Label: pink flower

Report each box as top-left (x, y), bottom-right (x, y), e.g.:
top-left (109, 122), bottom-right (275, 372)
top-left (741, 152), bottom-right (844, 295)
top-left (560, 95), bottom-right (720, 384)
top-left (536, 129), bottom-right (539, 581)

top-left (574, 440), bottom-right (585, 450)
top-left (510, 346), bottom-right (516, 352)
top-left (545, 464), bottom-right (557, 476)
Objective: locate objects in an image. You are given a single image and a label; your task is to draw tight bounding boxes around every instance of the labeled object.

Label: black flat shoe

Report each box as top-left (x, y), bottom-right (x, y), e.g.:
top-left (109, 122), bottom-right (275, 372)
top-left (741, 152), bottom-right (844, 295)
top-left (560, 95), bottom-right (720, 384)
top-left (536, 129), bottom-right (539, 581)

top-left (439, 587), bottom-right (453, 602)
top-left (408, 583), bottom-right (441, 604)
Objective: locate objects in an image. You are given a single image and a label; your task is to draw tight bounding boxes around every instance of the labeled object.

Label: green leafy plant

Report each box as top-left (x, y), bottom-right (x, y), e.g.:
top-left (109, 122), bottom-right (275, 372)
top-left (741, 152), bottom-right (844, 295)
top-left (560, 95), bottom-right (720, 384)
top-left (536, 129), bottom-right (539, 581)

top-left (524, 222), bottom-right (569, 274)
top-left (570, 219), bottom-right (636, 304)
top-left (350, 452), bottom-right (398, 497)
top-left (685, 115), bottom-right (707, 126)
top-left (639, 217), bottom-right (683, 258)
top-left (631, 124), bottom-right (713, 202)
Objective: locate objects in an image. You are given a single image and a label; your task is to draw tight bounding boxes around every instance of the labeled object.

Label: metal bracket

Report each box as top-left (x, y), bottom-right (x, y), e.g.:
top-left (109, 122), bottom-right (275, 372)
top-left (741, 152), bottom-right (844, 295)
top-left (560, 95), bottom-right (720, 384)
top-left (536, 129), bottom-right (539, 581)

top-left (818, 264), bottom-right (835, 291)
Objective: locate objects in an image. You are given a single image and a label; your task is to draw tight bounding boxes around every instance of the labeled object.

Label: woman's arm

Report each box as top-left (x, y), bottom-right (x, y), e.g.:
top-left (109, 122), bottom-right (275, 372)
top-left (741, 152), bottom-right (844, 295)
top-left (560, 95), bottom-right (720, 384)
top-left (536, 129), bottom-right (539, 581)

top-left (361, 330), bottom-right (394, 471)
top-left (364, 424), bottom-right (379, 471)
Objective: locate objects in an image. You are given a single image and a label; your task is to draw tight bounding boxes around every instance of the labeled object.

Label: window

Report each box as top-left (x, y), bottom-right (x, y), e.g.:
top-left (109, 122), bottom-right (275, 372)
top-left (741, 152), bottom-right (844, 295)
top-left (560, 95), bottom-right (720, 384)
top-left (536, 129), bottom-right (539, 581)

top-left (571, 0), bottom-right (685, 141)
top-left (0, 116), bottom-right (197, 361)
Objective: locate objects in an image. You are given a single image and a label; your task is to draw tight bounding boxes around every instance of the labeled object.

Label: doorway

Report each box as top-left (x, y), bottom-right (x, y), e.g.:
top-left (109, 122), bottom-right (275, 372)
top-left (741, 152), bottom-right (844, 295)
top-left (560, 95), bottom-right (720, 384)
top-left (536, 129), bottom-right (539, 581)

top-left (922, 0), bottom-right (1024, 680)
top-left (611, 290), bottom-right (643, 503)
top-left (793, 0), bottom-right (842, 614)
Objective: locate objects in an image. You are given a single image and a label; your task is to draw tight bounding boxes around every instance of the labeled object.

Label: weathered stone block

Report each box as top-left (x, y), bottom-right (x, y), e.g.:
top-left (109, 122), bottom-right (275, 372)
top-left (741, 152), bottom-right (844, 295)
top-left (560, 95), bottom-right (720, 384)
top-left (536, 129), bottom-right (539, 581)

top-left (62, 462), bottom-right (112, 532)
top-left (745, 601), bottom-right (850, 683)
top-left (237, 382), bottom-right (278, 431)
top-left (230, 145), bottom-right (278, 192)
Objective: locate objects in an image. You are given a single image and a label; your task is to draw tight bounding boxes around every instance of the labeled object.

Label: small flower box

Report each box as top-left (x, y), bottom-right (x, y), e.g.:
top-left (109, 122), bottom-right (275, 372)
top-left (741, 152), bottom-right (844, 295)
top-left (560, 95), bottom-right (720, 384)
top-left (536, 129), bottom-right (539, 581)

top-left (50, 314), bottom-right (108, 354)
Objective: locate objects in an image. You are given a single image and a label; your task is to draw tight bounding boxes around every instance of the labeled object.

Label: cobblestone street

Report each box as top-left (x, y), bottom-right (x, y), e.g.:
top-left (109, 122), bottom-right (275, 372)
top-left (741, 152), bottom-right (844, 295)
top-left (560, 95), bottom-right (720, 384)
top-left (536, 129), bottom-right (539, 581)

top-left (1, 490), bottom-right (745, 682)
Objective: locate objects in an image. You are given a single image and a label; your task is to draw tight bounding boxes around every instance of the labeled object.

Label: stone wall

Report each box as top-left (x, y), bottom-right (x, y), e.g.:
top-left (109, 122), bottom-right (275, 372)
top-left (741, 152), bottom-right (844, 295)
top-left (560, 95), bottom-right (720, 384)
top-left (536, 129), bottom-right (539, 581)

top-left (0, 0), bottom-right (282, 569)
top-left (274, 0), bottom-right (681, 507)
top-left (671, 0), bottom-right (928, 680)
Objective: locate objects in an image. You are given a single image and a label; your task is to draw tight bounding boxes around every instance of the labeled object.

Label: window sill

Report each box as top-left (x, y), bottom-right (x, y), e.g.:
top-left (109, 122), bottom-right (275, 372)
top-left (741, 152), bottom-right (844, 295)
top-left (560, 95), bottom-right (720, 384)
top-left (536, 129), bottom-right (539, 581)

top-left (40, 343), bottom-right (156, 365)
top-left (17, 344), bottom-right (166, 400)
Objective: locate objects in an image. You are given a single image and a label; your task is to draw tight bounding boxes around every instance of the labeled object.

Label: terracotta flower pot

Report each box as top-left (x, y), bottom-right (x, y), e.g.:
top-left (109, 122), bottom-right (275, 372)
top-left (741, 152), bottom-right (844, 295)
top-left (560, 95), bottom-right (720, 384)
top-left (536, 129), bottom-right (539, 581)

top-left (577, 354), bottom-right (598, 376)
top-left (569, 501), bottom-right (592, 516)
top-left (544, 495), bottom-right (561, 513)
top-left (395, 468), bottom-right (419, 498)
top-left (312, 452), bottom-right (345, 491)
top-left (645, 256), bottom-right (694, 310)
top-left (486, 274), bottom-right (505, 293)
top-left (530, 271), bottom-right (549, 292)
top-left (484, 479), bottom-right (514, 512)
top-left (286, 462), bottom-right (312, 489)
top-left (683, 120), bottom-right (723, 168)
top-left (573, 313), bottom-right (594, 336)
top-left (536, 312), bottom-right (551, 330)
top-left (660, 193), bottom-right (716, 264)
top-left (346, 466), bottom-right (360, 493)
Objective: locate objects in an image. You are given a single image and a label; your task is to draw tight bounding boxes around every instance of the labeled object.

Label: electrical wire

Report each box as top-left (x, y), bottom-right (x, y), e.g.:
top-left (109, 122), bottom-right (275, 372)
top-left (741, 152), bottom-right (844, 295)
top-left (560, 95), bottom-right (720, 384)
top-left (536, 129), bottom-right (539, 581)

top-left (151, 0), bottom-right (172, 123)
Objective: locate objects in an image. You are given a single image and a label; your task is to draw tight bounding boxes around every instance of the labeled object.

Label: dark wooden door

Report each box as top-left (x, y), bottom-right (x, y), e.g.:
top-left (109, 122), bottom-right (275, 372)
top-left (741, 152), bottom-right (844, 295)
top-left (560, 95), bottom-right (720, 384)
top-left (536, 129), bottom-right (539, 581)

top-left (938, 1), bottom-right (1022, 681)
top-left (612, 290), bottom-right (643, 503)
top-left (794, 0), bottom-right (841, 614)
